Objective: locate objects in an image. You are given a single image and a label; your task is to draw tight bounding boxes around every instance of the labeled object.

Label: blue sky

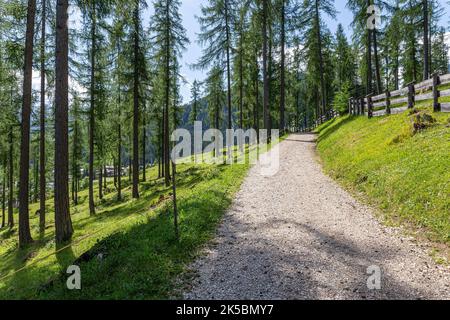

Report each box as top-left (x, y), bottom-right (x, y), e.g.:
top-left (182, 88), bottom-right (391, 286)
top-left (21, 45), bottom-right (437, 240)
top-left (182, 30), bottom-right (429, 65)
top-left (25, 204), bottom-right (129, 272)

top-left (148, 0), bottom-right (450, 103)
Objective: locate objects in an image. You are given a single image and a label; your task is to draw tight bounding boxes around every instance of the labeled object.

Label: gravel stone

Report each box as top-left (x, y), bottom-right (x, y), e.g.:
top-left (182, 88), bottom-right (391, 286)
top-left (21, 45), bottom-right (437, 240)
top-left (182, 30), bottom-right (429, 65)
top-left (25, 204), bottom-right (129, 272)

top-left (184, 134), bottom-right (450, 300)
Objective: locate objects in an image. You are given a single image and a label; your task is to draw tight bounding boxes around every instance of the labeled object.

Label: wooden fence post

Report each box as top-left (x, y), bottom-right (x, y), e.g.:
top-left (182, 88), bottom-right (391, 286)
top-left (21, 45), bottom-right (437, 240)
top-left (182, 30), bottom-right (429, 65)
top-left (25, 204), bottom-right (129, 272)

top-left (385, 90), bottom-right (391, 115)
top-left (433, 73), bottom-right (441, 112)
top-left (408, 82), bottom-right (415, 109)
top-left (367, 94), bottom-right (373, 118)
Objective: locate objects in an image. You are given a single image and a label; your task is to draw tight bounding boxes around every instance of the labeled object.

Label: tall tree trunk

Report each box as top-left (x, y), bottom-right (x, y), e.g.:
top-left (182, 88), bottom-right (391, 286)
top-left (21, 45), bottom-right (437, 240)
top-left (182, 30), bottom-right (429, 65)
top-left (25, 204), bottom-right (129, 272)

top-left (171, 160), bottom-right (179, 241)
top-left (262, 0), bottom-right (270, 133)
top-left (117, 123), bottom-right (122, 201)
top-left (394, 47), bottom-right (399, 90)
top-left (158, 118), bottom-right (164, 179)
top-left (366, 1), bottom-right (373, 94)
top-left (373, 30), bottom-right (382, 93)
top-left (142, 116), bottom-right (146, 182)
top-left (239, 32), bottom-right (244, 129)
top-left (171, 66), bottom-right (179, 242)
top-left (315, 0), bottom-right (327, 117)
top-left (72, 117), bottom-right (78, 205)
top-left (412, 38), bottom-right (417, 82)
top-left (88, 4), bottom-right (96, 216)
top-left (103, 166), bottom-right (107, 189)
top-left (54, 0), bottom-right (73, 244)
top-left (113, 158), bottom-right (117, 187)
top-left (161, 114), bottom-right (165, 179)
top-left (8, 127), bottom-right (14, 228)
top-left (280, 0), bottom-right (286, 132)
top-left (224, 0), bottom-right (232, 130)
top-left (268, 24), bottom-right (273, 130)
top-left (423, 0), bottom-right (429, 80)
top-left (254, 52), bottom-right (260, 143)
top-left (33, 153), bottom-right (38, 203)
top-left (132, 3), bottom-right (140, 198)
top-left (409, 2), bottom-right (417, 82)
top-left (117, 90), bottom-right (122, 201)
top-left (98, 165), bottom-right (103, 199)
top-left (18, 0), bottom-right (36, 248)
top-left (39, 0), bottom-right (46, 233)
top-left (1, 157), bottom-right (6, 228)
top-left (164, 0), bottom-right (171, 187)
top-left (128, 157), bottom-right (131, 182)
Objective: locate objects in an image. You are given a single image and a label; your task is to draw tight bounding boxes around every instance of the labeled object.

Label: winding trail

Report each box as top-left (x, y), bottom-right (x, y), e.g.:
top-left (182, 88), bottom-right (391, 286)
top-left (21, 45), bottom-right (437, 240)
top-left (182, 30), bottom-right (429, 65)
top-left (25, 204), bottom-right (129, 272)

top-left (184, 134), bottom-right (450, 300)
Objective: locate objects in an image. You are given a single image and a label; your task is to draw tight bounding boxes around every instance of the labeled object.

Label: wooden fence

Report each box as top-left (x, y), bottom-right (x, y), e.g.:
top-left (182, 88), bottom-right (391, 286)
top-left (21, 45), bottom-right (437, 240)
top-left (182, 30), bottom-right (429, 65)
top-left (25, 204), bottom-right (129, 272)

top-left (348, 73), bottom-right (450, 118)
top-left (298, 109), bottom-right (339, 132)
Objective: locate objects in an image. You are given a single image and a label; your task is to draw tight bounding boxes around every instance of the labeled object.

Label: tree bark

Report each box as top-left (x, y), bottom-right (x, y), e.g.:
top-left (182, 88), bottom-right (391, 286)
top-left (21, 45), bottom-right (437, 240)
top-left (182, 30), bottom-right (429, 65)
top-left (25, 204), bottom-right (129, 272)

top-left (1, 157), bottom-right (6, 228)
top-left (54, 0), bottom-right (73, 244)
top-left (132, 3), bottom-right (140, 198)
top-left (394, 47), bottom-right (399, 90)
top-left (39, 0), bottom-right (46, 233)
top-left (18, 0), bottom-right (36, 248)
top-left (72, 116), bottom-right (78, 205)
top-left (423, 0), bottom-right (429, 80)
top-left (280, 0), bottom-right (286, 131)
top-left (315, 0), bottom-right (327, 117)
top-left (88, 2), bottom-right (96, 216)
top-left (33, 152), bottom-right (38, 203)
top-left (366, 1), bottom-right (373, 94)
top-left (262, 0), bottom-right (270, 133)
top-left (224, 0), bottom-right (232, 130)
top-left (372, 29), bottom-right (382, 93)
top-left (98, 165), bottom-right (103, 199)
top-left (8, 127), bottom-right (14, 228)
top-left (103, 166), bottom-right (107, 189)
top-left (117, 125), bottom-right (122, 201)
top-left (254, 49), bottom-right (260, 143)
top-left (239, 32), bottom-right (244, 129)
top-left (164, 0), bottom-right (171, 187)
top-left (142, 115), bottom-right (146, 182)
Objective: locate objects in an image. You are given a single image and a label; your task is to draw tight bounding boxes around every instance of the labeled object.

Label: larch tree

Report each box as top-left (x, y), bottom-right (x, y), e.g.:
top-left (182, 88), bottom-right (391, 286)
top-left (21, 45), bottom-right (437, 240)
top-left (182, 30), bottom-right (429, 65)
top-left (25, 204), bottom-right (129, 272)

top-left (348, 0), bottom-right (374, 94)
top-left (54, 0), bottom-right (73, 244)
top-left (384, 2), bottom-right (402, 90)
top-left (39, 0), bottom-right (47, 233)
top-left (78, 0), bottom-right (113, 212)
top-left (150, 0), bottom-right (188, 236)
top-left (110, 7), bottom-right (127, 201)
top-left (18, 0), bottom-right (37, 248)
top-left (189, 80), bottom-right (202, 124)
top-left (302, 0), bottom-right (336, 118)
top-left (196, 0), bottom-right (234, 131)
top-left (205, 65), bottom-right (226, 137)
top-left (233, 1), bottom-right (250, 130)
top-left (423, 0), bottom-right (429, 80)
top-left (333, 24), bottom-right (356, 92)
top-left (129, 0), bottom-right (148, 198)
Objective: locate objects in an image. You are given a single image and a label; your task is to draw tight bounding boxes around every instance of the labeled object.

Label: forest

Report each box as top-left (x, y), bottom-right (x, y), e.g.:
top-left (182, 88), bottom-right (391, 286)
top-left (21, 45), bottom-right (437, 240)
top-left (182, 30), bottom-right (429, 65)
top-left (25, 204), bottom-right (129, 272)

top-left (0, 0), bottom-right (449, 300)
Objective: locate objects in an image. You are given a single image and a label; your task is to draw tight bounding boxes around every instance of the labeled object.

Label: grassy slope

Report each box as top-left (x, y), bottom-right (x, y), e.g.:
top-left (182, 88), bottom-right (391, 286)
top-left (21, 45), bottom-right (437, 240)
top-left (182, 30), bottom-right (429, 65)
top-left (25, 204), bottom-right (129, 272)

top-left (315, 105), bottom-right (450, 257)
top-left (0, 141), bottom-right (282, 300)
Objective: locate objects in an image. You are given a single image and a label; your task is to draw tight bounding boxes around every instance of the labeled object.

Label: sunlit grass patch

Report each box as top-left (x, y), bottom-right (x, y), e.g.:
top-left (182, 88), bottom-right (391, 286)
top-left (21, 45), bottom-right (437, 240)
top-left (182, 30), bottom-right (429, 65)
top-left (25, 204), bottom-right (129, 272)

top-left (315, 107), bottom-right (450, 248)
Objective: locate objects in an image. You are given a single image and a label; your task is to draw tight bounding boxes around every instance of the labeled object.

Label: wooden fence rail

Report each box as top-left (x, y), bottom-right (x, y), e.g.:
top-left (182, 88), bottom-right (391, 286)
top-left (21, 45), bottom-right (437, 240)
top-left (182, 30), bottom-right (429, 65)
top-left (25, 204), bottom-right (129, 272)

top-left (349, 72), bottom-right (450, 118)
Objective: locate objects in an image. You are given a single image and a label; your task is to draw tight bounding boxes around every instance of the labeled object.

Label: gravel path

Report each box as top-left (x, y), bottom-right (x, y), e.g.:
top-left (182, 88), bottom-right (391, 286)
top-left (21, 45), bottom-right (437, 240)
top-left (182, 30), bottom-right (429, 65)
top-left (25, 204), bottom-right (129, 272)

top-left (184, 133), bottom-right (450, 300)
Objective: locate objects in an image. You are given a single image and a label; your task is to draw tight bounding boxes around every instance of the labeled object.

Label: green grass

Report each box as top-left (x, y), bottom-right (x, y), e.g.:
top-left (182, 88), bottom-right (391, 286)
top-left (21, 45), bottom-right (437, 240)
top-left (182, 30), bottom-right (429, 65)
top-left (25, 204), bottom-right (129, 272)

top-left (315, 104), bottom-right (450, 252)
top-left (0, 139), bottom-right (282, 300)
